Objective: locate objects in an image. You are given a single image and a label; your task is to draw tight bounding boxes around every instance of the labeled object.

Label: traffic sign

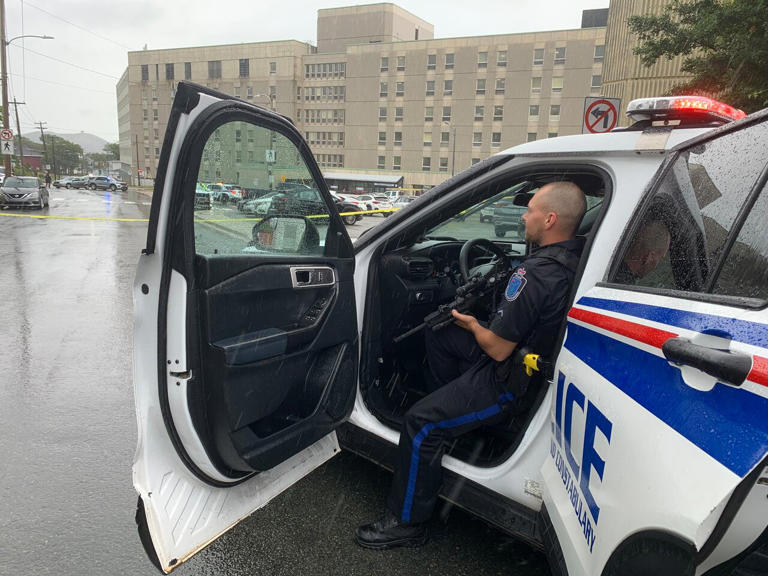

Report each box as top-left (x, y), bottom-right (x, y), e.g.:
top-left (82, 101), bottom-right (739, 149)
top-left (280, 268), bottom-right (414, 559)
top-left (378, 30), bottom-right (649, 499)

top-left (583, 97), bottom-right (621, 134)
top-left (1, 140), bottom-right (14, 155)
top-left (265, 149), bottom-right (276, 163)
top-left (0, 128), bottom-right (13, 141)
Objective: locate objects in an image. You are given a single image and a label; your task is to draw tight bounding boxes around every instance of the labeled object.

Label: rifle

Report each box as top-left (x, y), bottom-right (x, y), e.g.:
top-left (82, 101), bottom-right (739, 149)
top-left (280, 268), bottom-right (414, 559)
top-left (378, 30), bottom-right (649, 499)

top-left (393, 269), bottom-right (505, 343)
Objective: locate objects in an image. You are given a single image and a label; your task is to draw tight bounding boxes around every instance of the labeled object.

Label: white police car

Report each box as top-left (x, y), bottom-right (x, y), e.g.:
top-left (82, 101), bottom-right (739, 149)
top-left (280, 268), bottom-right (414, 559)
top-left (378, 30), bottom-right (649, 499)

top-left (133, 82), bottom-right (768, 574)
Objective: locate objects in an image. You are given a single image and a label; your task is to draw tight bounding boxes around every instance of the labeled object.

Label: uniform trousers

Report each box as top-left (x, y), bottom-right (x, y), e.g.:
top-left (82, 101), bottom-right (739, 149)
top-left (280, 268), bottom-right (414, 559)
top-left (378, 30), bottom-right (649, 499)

top-left (387, 324), bottom-right (515, 524)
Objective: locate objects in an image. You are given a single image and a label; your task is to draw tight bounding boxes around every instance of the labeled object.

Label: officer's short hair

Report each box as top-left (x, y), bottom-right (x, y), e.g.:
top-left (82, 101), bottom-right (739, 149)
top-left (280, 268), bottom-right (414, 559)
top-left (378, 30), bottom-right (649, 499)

top-left (539, 181), bottom-right (587, 236)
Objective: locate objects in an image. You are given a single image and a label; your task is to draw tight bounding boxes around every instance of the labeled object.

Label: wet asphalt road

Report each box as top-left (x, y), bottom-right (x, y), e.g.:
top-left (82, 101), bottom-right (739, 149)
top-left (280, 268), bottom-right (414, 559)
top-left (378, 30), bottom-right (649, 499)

top-left (0, 188), bottom-right (548, 575)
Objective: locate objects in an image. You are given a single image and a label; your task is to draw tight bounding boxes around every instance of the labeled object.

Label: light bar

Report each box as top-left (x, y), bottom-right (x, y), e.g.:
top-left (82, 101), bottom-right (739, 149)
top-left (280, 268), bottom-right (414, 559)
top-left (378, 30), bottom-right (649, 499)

top-left (627, 96), bottom-right (746, 124)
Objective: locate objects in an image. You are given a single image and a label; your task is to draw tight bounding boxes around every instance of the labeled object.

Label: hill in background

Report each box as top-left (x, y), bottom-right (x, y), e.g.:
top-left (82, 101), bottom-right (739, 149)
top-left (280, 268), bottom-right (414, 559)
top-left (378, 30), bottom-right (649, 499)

top-left (22, 131), bottom-right (110, 155)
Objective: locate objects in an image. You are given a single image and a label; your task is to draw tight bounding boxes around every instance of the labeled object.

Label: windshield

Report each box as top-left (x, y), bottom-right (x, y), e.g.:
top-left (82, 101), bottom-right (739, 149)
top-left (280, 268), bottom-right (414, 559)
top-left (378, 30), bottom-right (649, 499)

top-left (423, 182), bottom-right (531, 243)
top-left (4, 177), bottom-right (37, 188)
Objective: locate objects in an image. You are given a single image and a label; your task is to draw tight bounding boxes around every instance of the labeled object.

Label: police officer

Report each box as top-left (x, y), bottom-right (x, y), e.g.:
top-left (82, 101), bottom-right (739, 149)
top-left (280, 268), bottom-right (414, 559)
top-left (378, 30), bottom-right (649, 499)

top-left (355, 181), bottom-right (587, 549)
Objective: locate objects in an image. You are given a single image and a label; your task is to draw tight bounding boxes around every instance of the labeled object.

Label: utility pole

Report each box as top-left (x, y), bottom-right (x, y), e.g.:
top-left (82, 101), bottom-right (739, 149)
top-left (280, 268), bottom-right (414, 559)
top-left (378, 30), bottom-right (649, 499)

top-left (1, 0), bottom-right (11, 175)
top-left (50, 137), bottom-right (56, 177)
top-left (134, 134), bottom-right (141, 186)
top-left (10, 98), bottom-right (24, 169)
top-left (36, 121), bottom-right (47, 169)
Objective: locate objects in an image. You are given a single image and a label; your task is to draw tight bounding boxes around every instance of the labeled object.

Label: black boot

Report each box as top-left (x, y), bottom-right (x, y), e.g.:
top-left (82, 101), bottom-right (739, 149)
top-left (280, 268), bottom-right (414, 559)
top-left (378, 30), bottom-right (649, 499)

top-left (354, 511), bottom-right (428, 550)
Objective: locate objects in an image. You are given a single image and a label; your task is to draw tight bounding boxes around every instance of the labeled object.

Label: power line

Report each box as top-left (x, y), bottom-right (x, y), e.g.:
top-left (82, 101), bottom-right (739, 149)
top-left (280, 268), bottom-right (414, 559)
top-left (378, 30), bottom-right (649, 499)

top-left (21, 0), bottom-right (132, 50)
top-left (7, 44), bottom-right (120, 79)
top-left (8, 72), bottom-right (115, 95)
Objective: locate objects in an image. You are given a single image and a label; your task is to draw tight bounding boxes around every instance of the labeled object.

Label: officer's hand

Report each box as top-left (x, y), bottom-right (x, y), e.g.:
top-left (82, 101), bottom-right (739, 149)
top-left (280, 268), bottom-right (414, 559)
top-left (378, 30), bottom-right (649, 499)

top-left (452, 309), bottom-right (478, 332)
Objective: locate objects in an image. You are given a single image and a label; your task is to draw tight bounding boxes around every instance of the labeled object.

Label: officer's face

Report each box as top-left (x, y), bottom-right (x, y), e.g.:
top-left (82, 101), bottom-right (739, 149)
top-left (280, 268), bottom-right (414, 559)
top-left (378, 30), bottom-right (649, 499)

top-left (523, 192), bottom-right (547, 244)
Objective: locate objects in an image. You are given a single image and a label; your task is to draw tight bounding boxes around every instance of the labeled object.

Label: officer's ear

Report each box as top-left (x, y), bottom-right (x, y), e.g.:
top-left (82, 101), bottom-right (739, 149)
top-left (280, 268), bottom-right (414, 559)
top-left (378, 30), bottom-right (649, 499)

top-left (544, 211), bottom-right (558, 230)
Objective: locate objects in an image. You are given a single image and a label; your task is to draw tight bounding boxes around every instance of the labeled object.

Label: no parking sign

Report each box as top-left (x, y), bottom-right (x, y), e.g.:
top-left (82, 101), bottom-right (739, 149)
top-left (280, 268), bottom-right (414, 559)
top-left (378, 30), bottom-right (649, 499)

top-left (582, 97), bottom-right (621, 134)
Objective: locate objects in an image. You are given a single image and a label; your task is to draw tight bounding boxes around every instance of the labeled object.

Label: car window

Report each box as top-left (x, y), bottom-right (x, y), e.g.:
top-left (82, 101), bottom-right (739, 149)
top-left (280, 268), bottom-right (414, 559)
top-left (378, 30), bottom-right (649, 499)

top-left (193, 120), bottom-right (330, 257)
top-left (610, 121), bottom-right (768, 292)
top-left (4, 177), bottom-right (36, 188)
top-left (711, 183), bottom-right (768, 301)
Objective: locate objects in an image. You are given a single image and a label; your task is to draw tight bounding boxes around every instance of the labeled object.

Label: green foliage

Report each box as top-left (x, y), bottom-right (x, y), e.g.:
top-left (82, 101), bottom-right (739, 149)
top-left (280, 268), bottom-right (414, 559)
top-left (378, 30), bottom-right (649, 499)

top-left (47, 135), bottom-right (84, 174)
top-left (103, 142), bottom-right (120, 159)
top-left (628, 0), bottom-right (768, 112)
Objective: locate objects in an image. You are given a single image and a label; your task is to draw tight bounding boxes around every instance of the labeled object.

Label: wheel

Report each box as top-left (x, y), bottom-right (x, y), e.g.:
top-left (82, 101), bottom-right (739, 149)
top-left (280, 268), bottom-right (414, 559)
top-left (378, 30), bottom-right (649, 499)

top-left (494, 228), bottom-right (506, 237)
top-left (221, 196), bottom-right (229, 204)
top-left (65, 183), bottom-right (71, 189)
top-left (89, 184), bottom-right (96, 190)
top-left (38, 195), bottom-right (44, 210)
top-left (343, 214), bottom-right (357, 225)
top-left (382, 212), bottom-right (391, 218)
top-left (109, 184), bottom-right (116, 191)
top-left (45, 194), bottom-right (49, 207)
top-left (479, 216), bottom-right (486, 223)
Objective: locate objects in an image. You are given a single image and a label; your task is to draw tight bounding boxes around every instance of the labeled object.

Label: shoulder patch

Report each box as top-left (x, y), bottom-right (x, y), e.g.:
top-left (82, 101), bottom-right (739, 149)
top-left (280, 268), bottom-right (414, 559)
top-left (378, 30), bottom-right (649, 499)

top-left (505, 268), bottom-right (528, 301)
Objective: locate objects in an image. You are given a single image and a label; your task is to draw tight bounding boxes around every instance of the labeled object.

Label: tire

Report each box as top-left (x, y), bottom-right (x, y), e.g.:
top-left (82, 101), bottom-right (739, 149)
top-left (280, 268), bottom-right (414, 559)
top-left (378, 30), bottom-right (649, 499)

top-left (38, 195), bottom-right (44, 210)
top-left (109, 184), bottom-right (116, 191)
top-left (221, 196), bottom-right (229, 204)
top-left (66, 183), bottom-right (71, 189)
top-left (343, 214), bottom-right (357, 225)
top-left (45, 194), bottom-right (49, 207)
top-left (603, 538), bottom-right (694, 576)
top-left (494, 228), bottom-right (506, 238)
top-left (89, 184), bottom-right (96, 190)
top-left (382, 212), bottom-right (390, 218)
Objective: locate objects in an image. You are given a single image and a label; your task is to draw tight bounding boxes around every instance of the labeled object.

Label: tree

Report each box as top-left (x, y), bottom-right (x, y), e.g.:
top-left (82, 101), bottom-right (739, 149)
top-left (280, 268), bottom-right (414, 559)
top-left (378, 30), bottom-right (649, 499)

top-left (104, 142), bottom-right (120, 160)
top-left (47, 135), bottom-right (84, 174)
top-left (628, 0), bottom-right (768, 113)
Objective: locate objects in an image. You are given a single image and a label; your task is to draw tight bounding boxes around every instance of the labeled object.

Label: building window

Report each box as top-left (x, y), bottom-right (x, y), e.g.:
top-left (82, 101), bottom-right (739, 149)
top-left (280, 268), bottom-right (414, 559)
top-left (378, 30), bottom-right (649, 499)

top-left (425, 106), bottom-right (434, 122)
top-left (445, 53), bottom-right (454, 70)
top-left (591, 75), bottom-right (602, 89)
top-left (394, 131), bottom-right (402, 146)
top-left (247, 86), bottom-right (253, 99)
top-left (427, 54), bottom-right (436, 70)
top-left (548, 132), bottom-right (558, 138)
top-left (165, 63), bottom-right (174, 80)
top-left (269, 85), bottom-right (276, 98)
top-left (141, 64), bottom-right (149, 82)
top-left (395, 107), bottom-right (403, 121)
top-left (270, 61), bottom-right (276, 74)
top-left (234, 86), bottom-right (241, 98)
top-left (474, 106), bottom-right (484, 121)
top-left (442, 106), bottom-right (451, 122)
top-left (439, 157), bottom-right (448, 172)
top-left (396, 81), bottom-right (404, 97)
top-left (550, 104), bottom-right (561, 118)
top-left (379, 107), bottom-right (387, 121)
top-left (492, 132), bottom-right (502, 147)
top-left (184, 62), bottom-right (191, 80)
top-left (378, 131), bottom-right (386, 145)
top-left (380, 82), bottom-right (388, 97)
top-left (554, 47), bottom-right (566, 65)
top-left (153, 109), bottom-right (158, 121)
top-left (444, 79), bottom-right (452, 96)
top-left (533, 48), bottom-right (544, 66)
top-left (378, 155), bottom-right (386, 169)
top-left (296, 87), bottom-right (302, 101)
top-left (477, 51), bottom-right (488, 68)
top-left (495, 78), bottom-right (505, 95)
top-left (473, 132), bottom-right (482, 147)
top-left (594, 44), bottom-right (605, 63)
top-left (497, 51), bottom-right (507, 67)
top-left (426, 80), bottom-right (435, 96)
top-left (441, 131), bottom-right (450, 146)
top-left (476, 79), bottom-right (486, 95)
top-left (531, 77), bottom-right (542, 93)
top-left (236, 150), bottom-right (242, 163)
top-left (552, 77), bottom-right (563, 93)
top-left (380, 56), bottom-right (389, 72)
top-left (471, 157), bottom-right (481, 165)
top-left (527, 132), bottom-right (537, 142)
top-left (208, 60), bottom-right (222, 79)
top-left (422, 157), bottom-right (431, 171)
top-left (143, 109), bottom-right (148, 121)
top-left (423, 132), bottom-right (432, 146)
top-left (397, 56), bottom-right (406, 71)
top-left (393, 156), bottom-right (401, 170)
top-left (529, 104), bottom-right (540, 117)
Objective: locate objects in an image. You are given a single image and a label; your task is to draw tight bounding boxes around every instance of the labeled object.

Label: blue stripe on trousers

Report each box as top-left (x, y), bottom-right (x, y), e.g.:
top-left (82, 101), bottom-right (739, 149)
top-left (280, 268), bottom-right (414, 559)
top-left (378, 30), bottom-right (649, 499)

top-left (401, 392), bottom-right (516, 523)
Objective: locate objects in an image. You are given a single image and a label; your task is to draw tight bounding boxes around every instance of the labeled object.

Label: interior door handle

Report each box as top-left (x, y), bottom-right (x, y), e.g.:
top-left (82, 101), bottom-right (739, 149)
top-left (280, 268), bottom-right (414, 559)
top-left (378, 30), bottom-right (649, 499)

top-left (662, 337), bottom-right (752, 387)
top-left (290, 266), bottom-right (335, 288)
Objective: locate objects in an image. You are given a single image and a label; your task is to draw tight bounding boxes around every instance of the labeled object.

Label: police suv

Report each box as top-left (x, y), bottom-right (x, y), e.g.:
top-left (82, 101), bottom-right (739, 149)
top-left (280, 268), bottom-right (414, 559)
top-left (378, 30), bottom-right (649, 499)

top-left (132, 82), bottom-right (768, 575)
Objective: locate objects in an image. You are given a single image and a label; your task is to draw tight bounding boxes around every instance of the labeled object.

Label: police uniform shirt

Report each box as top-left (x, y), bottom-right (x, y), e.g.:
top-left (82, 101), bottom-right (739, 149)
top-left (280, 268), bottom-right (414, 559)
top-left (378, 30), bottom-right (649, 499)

top-left (488, 238), bottom-right (582, 357)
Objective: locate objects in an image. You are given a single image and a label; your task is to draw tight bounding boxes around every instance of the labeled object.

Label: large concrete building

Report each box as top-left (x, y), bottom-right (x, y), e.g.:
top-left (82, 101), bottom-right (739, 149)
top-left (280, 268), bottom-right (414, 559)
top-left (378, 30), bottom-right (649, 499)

top-left (115, 2), bottom-right (682, 191)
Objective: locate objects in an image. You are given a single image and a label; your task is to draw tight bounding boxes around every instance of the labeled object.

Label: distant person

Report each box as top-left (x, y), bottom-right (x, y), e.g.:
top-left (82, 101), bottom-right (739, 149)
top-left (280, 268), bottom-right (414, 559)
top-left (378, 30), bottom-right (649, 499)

top-left (44, 171), bottom-right (52, 189)
top-left (614, 219), bottom-right (670, 283)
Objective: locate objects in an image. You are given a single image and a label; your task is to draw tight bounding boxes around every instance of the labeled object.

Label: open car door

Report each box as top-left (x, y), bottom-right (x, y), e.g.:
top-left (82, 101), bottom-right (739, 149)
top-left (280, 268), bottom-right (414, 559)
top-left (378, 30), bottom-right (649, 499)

top-left (132, 82), bottom-right (358, 572)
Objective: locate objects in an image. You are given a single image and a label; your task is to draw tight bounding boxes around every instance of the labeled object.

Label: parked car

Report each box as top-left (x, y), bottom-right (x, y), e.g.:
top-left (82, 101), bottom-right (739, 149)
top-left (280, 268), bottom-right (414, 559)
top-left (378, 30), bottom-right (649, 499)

top-left (87, 176), bottom-right (128, 191)
top-left (479, 206), bottom-right (494, 223)
top-left (0, 176), bottom-right (49, 209)
top-left (392, 196), bottom-right (415, 209)
top-left (53, 176), bottom-right (88, 189)
top-left (331, 193), bottom-right (364, 225)
top-left (209, 183), bottom-right (243, 204)
top-left (194, 182), bottom-right (212, 210)
top-left (134, 84), bottom-right (768, 576)
top-left (492, 199), bottom-right (527, 238)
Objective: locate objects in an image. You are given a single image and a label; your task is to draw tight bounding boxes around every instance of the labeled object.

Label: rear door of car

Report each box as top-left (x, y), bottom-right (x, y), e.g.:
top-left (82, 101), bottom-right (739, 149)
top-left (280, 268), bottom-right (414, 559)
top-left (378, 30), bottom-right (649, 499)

top-left (133, 82), bottom-right (358, 572)
top-left (542, 110), bottom-right (768, 575)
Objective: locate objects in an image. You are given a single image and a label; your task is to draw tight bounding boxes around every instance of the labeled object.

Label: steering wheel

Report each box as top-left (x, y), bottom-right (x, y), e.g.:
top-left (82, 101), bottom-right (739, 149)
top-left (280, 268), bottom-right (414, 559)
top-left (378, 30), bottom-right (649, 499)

top-left (459, 238), bottom-right (512, 282)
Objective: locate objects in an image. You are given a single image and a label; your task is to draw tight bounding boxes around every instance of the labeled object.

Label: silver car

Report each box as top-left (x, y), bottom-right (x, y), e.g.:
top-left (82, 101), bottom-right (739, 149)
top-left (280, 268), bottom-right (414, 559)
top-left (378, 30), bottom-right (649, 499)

top-left (0, 176), bottom-right (49, 209)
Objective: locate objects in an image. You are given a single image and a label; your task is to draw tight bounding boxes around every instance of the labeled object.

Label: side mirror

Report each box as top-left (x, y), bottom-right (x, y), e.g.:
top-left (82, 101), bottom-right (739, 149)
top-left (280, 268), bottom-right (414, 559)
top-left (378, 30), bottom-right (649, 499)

top-left (513, 192), bottom-right (533, 207)
top-left (250, 216), bottom-right (319, 252)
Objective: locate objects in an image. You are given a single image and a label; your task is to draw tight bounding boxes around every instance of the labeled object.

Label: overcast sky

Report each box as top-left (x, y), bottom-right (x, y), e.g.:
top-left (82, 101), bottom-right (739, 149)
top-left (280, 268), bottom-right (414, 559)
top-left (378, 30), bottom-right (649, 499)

top-left (3, 0), bottom-right (608, 143)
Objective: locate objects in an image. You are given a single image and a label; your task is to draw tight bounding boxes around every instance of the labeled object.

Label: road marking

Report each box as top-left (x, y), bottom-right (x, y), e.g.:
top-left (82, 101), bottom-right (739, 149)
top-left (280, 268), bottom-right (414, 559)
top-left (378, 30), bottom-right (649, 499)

top-left (0, 212), bottom-right (149, 222)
